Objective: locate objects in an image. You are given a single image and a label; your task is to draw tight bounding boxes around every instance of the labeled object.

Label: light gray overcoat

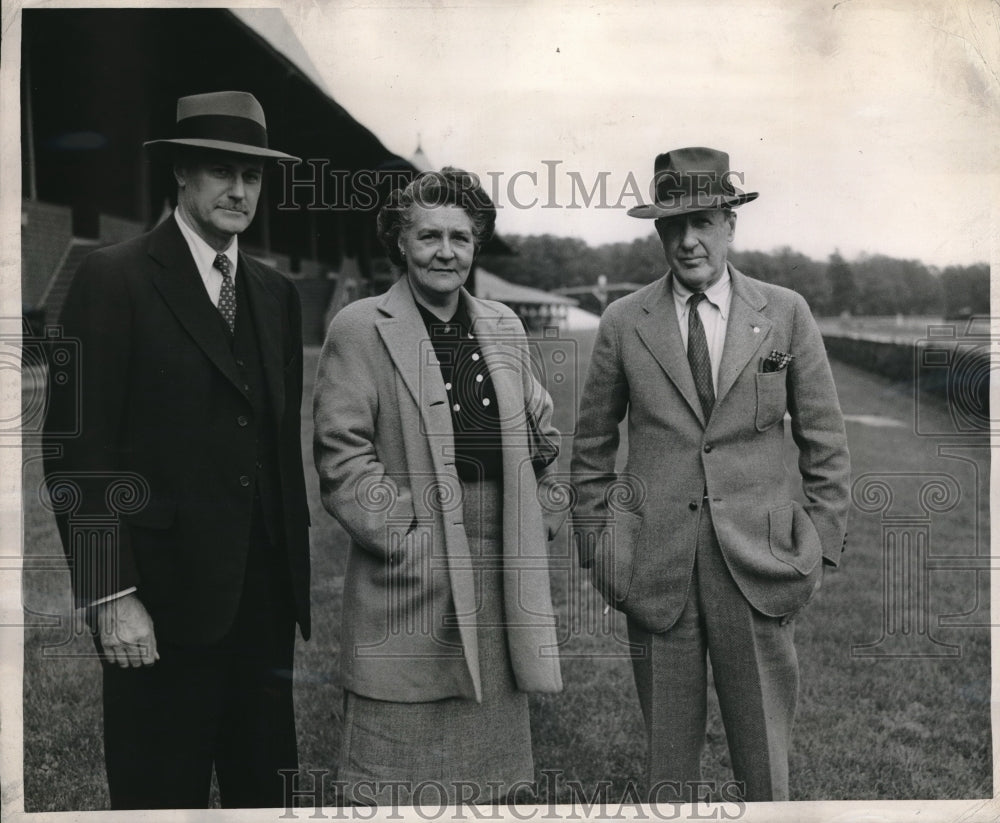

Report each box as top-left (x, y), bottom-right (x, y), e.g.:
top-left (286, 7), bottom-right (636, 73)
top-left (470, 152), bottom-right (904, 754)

top-left (314, 277), bottom-right (564, 702)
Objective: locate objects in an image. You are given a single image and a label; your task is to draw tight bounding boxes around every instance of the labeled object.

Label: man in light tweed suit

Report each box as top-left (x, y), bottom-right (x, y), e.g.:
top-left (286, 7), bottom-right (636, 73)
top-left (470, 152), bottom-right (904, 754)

top-left (571, 147), bottom-right (850, 802)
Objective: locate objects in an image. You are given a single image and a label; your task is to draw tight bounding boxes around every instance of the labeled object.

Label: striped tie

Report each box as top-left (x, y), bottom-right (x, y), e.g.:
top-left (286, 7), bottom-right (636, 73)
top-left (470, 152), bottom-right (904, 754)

top-left (214, 253), bottom-right (236, 333)
top-left (687, 292), bottom-right (715, 419)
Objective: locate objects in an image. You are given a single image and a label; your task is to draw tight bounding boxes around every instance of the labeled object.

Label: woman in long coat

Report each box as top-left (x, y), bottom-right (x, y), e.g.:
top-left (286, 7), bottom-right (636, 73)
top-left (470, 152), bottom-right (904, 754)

top-left (313, 168), bottom-right (564, 805)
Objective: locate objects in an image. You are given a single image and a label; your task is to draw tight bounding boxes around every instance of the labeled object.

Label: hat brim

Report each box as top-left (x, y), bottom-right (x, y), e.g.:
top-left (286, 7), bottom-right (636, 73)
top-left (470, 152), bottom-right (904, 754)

top-left (144, 138), bottom-right (300, 162)
top-left (627, 191), bottom-right (758, 219)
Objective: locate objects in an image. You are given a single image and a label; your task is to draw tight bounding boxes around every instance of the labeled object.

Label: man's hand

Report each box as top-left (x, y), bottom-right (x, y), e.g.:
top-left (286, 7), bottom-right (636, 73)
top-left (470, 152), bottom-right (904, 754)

top-left (96, 593), bottom-right (159, 667)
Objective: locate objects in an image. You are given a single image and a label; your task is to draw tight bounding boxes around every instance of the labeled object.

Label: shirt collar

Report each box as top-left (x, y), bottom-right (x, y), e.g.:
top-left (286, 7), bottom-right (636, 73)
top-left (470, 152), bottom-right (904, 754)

top-left (670, 265), bottom-right (732, 320)
top-left (416, 294), bottom-right (473, 338)
top-left (174, 207), bottom-right (238, 276)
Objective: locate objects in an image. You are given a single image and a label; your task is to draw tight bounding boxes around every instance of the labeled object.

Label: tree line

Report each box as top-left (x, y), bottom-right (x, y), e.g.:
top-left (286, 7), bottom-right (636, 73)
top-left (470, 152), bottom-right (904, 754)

top-left (478, 234), bottom-right (988, 318)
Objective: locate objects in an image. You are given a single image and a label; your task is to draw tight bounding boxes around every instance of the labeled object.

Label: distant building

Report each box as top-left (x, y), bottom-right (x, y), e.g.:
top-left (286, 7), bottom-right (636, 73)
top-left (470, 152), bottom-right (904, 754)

top-left (554, 278), bottom-right (650, 315)
top-left (475, 269), bottom-right (578, 332)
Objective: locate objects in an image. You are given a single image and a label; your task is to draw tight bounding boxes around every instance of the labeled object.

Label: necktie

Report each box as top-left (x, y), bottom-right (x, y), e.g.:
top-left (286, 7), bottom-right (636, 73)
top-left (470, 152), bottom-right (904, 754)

top-left (214, 253), bottom-right (236, 333)
top-left (687, 292), bottom-right (715, 419)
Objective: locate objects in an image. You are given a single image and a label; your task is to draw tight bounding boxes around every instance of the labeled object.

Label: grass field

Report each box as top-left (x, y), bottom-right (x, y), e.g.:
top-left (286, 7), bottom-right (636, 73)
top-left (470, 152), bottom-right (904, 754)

top-left (20, 328), bottom-right (991, 810)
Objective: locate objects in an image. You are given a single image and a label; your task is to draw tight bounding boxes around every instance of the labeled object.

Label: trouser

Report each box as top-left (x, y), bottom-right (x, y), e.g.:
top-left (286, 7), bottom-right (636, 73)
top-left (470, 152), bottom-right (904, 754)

top-left (102, 502), bottom-right (297, 809)
top-left (627, 501), bottom-right (799, 802)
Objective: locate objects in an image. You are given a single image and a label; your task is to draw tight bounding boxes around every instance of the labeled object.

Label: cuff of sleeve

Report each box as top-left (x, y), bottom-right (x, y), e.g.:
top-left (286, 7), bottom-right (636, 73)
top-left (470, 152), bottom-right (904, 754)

top-left (823, 538), bottom-right (846, 567)
top-left (88, 586), bottom-right (138, 607)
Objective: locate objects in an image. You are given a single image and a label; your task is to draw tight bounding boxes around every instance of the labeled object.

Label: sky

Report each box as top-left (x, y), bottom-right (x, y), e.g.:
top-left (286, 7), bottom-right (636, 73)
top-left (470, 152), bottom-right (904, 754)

top-left (270, 0), bottom-right (997, 268)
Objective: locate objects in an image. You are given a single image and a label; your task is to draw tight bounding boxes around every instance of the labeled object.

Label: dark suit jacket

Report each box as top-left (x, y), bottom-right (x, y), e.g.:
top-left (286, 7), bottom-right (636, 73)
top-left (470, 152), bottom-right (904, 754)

top-left (43, 215), bottom-right (311, 645)
top-left (572, 266), bottom-right (850, 632)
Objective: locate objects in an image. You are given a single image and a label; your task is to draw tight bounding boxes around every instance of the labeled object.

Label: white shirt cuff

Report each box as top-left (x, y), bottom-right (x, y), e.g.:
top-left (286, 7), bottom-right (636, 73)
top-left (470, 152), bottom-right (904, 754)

top-left (88, 587), bottom-right (138, 607)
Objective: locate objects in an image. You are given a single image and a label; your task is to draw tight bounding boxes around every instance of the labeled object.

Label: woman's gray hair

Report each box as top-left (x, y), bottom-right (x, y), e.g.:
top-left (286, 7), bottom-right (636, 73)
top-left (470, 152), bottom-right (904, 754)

top-left (377, 167), bottom-right (497, 267)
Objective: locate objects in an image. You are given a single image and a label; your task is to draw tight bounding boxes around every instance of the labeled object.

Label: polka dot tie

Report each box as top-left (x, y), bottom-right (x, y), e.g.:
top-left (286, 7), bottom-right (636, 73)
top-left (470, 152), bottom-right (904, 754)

top-left (687, 292), bottom-right (715, 419)
top-left (214, 253), bottom-right (236, 333)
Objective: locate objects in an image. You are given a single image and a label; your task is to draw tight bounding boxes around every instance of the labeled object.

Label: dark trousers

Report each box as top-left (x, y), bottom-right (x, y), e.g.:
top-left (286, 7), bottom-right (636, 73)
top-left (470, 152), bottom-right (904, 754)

top-left (102, 504), bottom-right (297, 809)
top-left (627, 502), bottom-right (798, 802)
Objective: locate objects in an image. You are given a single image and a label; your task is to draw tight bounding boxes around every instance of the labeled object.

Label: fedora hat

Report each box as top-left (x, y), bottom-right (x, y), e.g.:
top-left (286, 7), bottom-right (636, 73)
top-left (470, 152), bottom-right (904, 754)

top-left (628, 147), bottom-right (757, 219)
top-left (144, 91), bottom-right (299, 161)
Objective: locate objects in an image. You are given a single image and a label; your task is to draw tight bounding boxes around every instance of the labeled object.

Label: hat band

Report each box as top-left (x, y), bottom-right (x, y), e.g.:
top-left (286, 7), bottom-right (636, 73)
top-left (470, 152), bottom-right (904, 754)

top-left (175, 114), bottom-right (269, 150)
top-left (655, 171), bottom-right (741, 207)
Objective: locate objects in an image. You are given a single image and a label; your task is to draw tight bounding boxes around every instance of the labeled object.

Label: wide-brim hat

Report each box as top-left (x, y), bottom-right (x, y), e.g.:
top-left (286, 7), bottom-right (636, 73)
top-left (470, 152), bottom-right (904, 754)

top-left (628, 146), bottom-right (757, 219)
top-left (144, 91), bottom-right (299, 161)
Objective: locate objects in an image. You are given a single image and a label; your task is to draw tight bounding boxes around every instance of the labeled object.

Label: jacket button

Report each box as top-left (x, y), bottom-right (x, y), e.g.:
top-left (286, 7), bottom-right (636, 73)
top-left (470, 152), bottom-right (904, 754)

top-left (239, 475), bottom-right (250, 487)
top-left (689, 501), bottom-right (699, 511)
top-left (238, 415), bottom-right (249, 427)
top-left (703, 444), bottom-right (712, 453)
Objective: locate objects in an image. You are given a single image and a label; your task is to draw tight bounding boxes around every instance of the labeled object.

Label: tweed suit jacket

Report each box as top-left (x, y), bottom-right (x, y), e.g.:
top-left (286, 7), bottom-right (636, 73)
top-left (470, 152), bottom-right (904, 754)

top-left (313, 276), bottom-right (564, 703)
top-left (43, 215), bottom-right (312, 644)
top-left (572, 265), bottom-right (850, 632)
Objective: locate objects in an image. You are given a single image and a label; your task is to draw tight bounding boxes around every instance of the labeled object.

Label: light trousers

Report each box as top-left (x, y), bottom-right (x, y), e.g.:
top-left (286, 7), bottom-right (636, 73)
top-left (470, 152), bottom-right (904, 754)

top-left (627, 501), bottom-right (799, 802)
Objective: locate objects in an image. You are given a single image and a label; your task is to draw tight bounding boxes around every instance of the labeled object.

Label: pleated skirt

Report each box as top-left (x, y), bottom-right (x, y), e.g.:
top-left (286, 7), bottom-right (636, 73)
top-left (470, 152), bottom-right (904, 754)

top-left (338, 477), bottom-right (534, 805)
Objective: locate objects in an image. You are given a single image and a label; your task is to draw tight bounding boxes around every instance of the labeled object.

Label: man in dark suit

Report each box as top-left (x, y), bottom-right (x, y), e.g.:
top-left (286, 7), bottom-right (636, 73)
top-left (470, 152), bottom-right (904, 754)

top-left (571, 148), bottom-right (850, 802)
top-left (43, 91), bottom-right (311, 809)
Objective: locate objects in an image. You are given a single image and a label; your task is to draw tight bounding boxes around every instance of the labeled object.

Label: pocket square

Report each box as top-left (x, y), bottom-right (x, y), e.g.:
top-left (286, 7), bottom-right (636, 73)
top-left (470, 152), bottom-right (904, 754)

top-left (761, 349), bottom-right (794, 373)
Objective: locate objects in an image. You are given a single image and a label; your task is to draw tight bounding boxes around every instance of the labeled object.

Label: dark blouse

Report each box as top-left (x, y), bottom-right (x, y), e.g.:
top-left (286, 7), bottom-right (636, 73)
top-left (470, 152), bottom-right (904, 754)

top-left (416, 299), bottom-right (503, 481)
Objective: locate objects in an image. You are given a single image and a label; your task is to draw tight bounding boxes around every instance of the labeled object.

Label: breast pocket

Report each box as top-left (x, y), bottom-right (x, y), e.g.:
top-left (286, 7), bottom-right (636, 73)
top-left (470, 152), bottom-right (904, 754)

top-left (755, 370), bottom-right (788, 431)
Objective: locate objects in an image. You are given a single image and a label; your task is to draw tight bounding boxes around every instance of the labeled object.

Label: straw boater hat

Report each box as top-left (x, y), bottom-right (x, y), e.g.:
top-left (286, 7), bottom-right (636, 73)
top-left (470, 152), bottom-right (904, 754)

top-left (144, 91), bottom-right (299, 161)
top-left (628, 146), bottom-right (757, 219)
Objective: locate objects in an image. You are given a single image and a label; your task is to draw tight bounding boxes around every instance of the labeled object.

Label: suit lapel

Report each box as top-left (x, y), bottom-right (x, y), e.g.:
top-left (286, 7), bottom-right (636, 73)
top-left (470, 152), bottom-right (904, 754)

top-left (147, 217), bottom-right (245, 395)
top-left (375, 278), bottom-right (454, 443)
top-left (716, 266), bottom-right (772, 404)
top-left (240, 254), bottom-right (286, 418)
top-left (636, 276), bottom-right (706, 426)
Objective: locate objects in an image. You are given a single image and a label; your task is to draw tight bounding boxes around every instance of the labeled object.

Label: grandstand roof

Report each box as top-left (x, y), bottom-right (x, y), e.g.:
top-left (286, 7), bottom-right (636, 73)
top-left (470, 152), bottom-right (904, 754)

top-left (476, 269), bottom-right (578, 307)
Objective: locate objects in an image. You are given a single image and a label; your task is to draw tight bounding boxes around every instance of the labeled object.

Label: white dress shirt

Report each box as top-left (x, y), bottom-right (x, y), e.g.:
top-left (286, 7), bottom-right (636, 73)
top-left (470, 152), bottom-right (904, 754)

top-left (671, 266), bottom-right (732, 392)
top-left (174, 206), bottom-right (239, 305)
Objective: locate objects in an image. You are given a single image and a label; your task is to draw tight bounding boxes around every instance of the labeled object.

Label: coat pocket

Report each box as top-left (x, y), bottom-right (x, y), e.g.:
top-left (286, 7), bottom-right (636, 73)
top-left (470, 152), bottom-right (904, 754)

top-left (384, 520), bottom-right (427, 579)
top-left (123, 499), bottom-right (178, 604)
top-left (768, 502), bottom-right (821, 575)
top-left (592, 509), bottom-right (644, 604)
top-left (755, 370), bottom-right (788, 431)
